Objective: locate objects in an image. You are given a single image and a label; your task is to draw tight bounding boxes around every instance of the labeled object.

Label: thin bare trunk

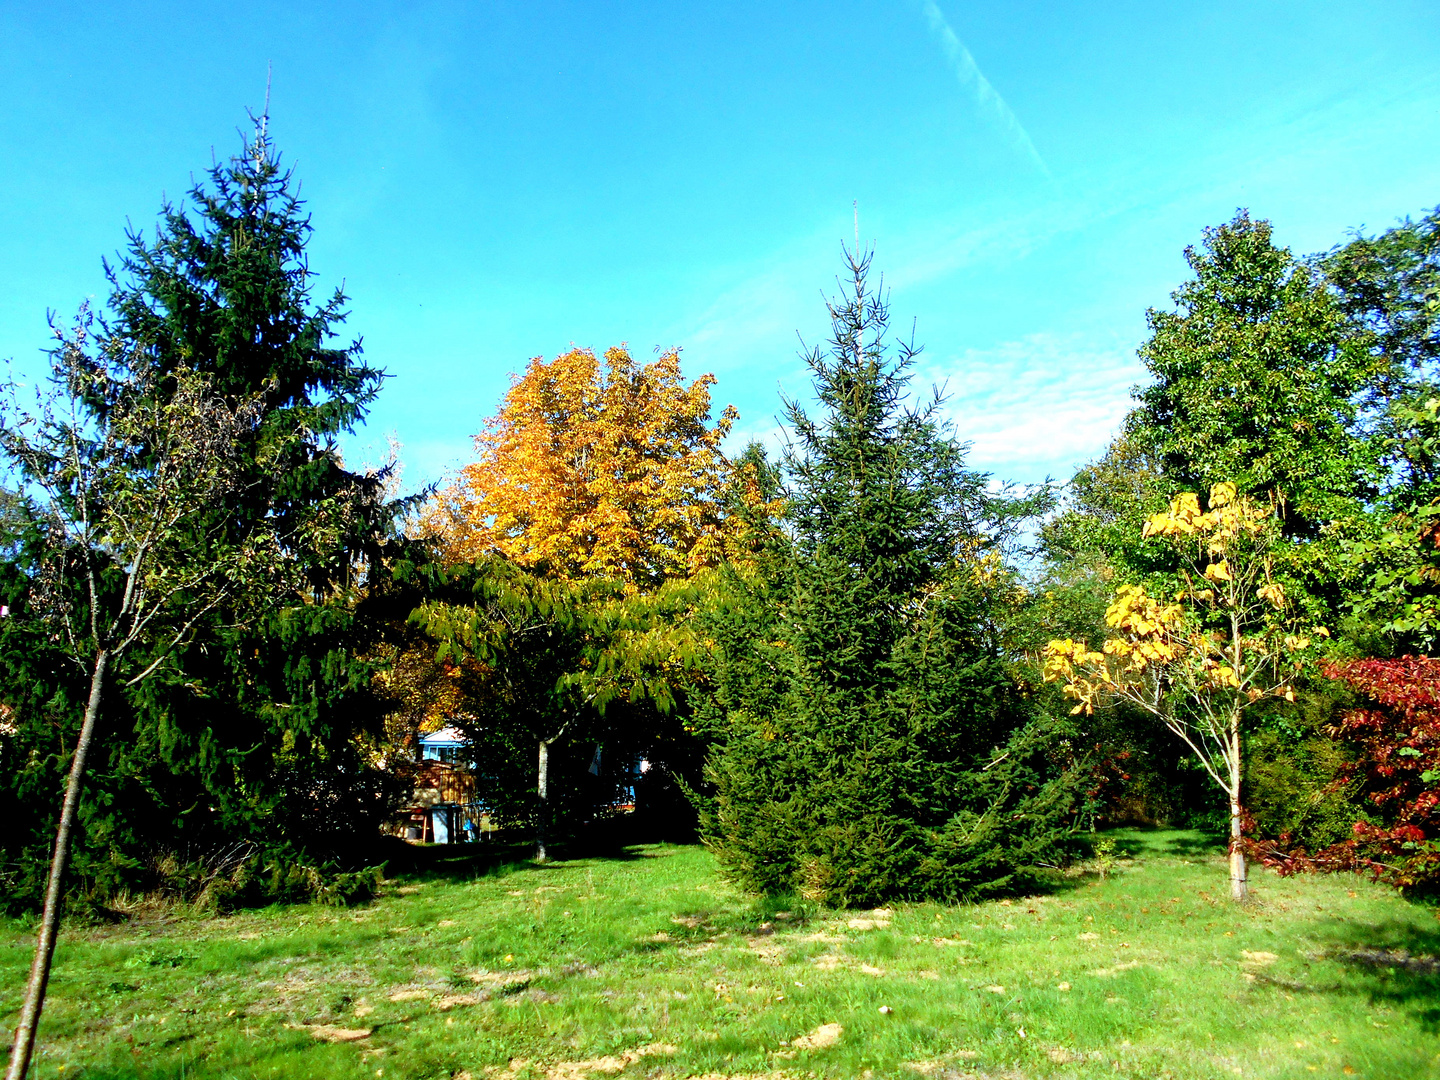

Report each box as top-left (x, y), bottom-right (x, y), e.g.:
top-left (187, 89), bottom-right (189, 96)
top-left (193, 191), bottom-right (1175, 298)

top-left (1228, 715), bottom-right (1247, 903)
top-left (535, 738), bottom-right (550, 863)
top-left (7, 650), bottom-right (108, 1080)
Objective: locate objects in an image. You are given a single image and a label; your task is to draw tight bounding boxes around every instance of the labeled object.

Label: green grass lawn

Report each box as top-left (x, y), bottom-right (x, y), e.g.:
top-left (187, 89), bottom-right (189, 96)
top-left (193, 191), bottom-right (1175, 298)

top-left (2, 829), bottom-right (1437, 1079)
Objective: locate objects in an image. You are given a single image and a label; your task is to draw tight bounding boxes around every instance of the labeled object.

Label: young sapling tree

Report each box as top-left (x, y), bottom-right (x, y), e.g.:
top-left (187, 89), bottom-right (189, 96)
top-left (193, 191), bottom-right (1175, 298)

top-left (2, 311), bottom-right (292, 1080)
top-left (1043, 483), bottom-right (1322, 901)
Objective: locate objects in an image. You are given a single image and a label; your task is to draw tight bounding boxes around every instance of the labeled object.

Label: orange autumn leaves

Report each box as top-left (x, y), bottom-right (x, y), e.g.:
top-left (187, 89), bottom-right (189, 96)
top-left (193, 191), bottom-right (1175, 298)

top-left (425, 346), bottom-right (754, 591)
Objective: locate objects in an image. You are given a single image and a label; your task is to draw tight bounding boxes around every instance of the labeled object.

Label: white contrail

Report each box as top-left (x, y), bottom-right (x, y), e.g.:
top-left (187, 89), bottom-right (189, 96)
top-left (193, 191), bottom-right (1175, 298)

top-left (918, 0), bottom-right (1051, 178)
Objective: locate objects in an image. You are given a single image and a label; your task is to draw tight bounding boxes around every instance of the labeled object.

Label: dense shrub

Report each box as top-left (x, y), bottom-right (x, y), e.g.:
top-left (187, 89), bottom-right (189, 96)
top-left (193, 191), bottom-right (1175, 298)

top-left (1254, 657), bottom-right (1440, 896)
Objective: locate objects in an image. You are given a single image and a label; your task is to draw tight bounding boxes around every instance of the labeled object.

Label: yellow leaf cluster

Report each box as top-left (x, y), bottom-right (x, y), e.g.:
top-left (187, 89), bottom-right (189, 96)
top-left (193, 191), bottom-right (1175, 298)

top-left (1257, 582), bottom-right (1287, 609)
top-left (1042, 479), bottom-right (1317, 720)
top-left (1203, 560), bottom-right (1232, 582)
top-left (1205, 662), bottom-right (1241, 689)
top-left (1103, 583), bottom-right (1184, 638)
top-left (1042, 637), bottom-right (1105, 671)
top-left (1142, 483), bottom-right (1270, 552)
top-left (1142, 491), bottom-right (1205, 537)
top-left (424, 346), bottom-right (738, 590)
top-left (1039, 638), bottom-right (1110, 715)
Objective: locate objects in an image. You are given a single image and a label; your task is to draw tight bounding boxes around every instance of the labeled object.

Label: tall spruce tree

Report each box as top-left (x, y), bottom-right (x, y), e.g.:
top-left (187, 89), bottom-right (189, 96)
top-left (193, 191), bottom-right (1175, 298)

top-left (96, 116), bottom-right (408, 870)
top-left (0, 115), bottom-right (407, 921)
top-left (701, 249), bottom-right (1078, 905)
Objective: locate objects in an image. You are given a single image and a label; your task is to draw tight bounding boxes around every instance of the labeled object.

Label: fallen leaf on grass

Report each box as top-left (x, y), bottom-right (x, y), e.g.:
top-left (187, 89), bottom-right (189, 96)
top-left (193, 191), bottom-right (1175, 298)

top-left (483, 1043), bottom-right (676, 1080)
top-left (469, 969), bottom-right (535, 989)
top-left (434, 994), bottom-right (483, 1010)
top-left (847, 909), bottom-right (892, 931)
top-left (983, 985), bottom-right (1006, 994)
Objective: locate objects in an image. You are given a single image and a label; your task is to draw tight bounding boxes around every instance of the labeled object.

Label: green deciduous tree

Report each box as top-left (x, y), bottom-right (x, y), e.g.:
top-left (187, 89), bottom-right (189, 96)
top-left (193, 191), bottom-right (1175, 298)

top-left (1128, 210), bottom-right (1377, 541)
top-left (1319, 209), bottom-right (1440, 652)
top-left (414, 560), bottom-right (702, 860)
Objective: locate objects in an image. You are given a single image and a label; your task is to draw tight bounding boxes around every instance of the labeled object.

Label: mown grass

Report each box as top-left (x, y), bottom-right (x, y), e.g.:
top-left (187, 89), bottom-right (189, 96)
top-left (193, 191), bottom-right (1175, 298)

top-left (1, 829), bottom-right (1437, 1079)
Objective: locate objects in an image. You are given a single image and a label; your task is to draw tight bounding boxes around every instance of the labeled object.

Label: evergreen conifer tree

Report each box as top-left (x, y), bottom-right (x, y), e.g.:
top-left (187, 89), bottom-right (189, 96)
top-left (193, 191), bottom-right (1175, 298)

top-left (0, 115), bottom-right (408, 914)
top-left (701, 249), bottom-right (1078, 905)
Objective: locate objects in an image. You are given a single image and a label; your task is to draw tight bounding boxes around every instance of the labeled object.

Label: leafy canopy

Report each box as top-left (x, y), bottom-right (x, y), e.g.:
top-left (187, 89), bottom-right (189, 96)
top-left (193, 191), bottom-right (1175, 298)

top-left (1129, 210), bottom-right (1376, 537)
top-left (426, 346), bottom-right (737, 591)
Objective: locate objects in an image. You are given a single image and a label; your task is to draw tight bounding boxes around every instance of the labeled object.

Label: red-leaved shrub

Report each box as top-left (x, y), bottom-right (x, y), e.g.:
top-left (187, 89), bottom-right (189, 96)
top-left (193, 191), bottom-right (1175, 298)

top-left (1251, 657), bottom-right (1440, 896)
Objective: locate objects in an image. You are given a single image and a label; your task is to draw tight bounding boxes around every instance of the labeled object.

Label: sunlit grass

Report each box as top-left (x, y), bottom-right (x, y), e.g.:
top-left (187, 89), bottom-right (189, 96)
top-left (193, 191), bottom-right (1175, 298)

top-left (2, 829), bottom-right (1436, 1079)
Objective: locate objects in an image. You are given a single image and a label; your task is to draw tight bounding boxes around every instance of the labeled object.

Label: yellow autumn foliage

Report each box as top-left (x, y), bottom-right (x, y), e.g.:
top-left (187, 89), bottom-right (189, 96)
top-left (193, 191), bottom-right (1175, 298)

top-left (424, 345), bottom-right (744, 590)
top-left (1041, 482), bottom-right (1315, 717)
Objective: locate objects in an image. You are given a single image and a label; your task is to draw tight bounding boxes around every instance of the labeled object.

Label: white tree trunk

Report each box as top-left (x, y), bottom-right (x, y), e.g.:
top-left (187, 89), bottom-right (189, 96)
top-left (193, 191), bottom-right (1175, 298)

top-left (535, 738), bottom-right (550, 863)
top-left (1228, 718), bottom-right (1247, 903)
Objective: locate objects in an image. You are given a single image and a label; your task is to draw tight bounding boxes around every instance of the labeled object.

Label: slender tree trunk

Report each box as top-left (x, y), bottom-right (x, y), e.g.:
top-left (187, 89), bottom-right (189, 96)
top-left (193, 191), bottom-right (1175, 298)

top-left (1228, 716), bottom-right (1247, 903)
top-left (535, 738), bottom-right (550, 863)
top-left (8, 650), bottom-right (109, 1080)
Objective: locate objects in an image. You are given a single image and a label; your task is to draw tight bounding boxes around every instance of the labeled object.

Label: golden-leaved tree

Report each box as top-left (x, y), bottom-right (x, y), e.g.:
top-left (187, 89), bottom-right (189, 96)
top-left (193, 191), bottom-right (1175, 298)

top-left (416, 345), bottom-right (770, 858)
top-left (1042, 483), bottom-right (1324, 901)
top-left (426, 345), bottom-right (738, 590)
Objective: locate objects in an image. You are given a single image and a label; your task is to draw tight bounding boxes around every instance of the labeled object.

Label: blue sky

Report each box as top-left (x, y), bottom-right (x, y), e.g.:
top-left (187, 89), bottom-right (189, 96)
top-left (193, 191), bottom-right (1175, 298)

top-left (3, 1), bottom-right (1438, 491)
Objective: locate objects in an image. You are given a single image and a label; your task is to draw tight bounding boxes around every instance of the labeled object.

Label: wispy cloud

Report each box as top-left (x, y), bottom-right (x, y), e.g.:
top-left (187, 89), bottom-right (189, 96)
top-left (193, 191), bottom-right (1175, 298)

top-left (917, 331), bottom-right (1143, 482)
top-left (917, 0), bottom-right (1050, 178)
top-left (674, 74), bottom-right (1440, 486)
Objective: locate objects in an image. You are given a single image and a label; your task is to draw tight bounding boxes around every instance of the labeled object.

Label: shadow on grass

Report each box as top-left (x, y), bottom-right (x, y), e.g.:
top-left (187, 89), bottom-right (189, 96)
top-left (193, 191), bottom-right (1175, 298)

top-left (1281, 911), bottom-right (1440, 1032)
top-left (371, 818), bottom-right (694, 886)
top-left (1103, 824), bottom-right (1228, 860)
